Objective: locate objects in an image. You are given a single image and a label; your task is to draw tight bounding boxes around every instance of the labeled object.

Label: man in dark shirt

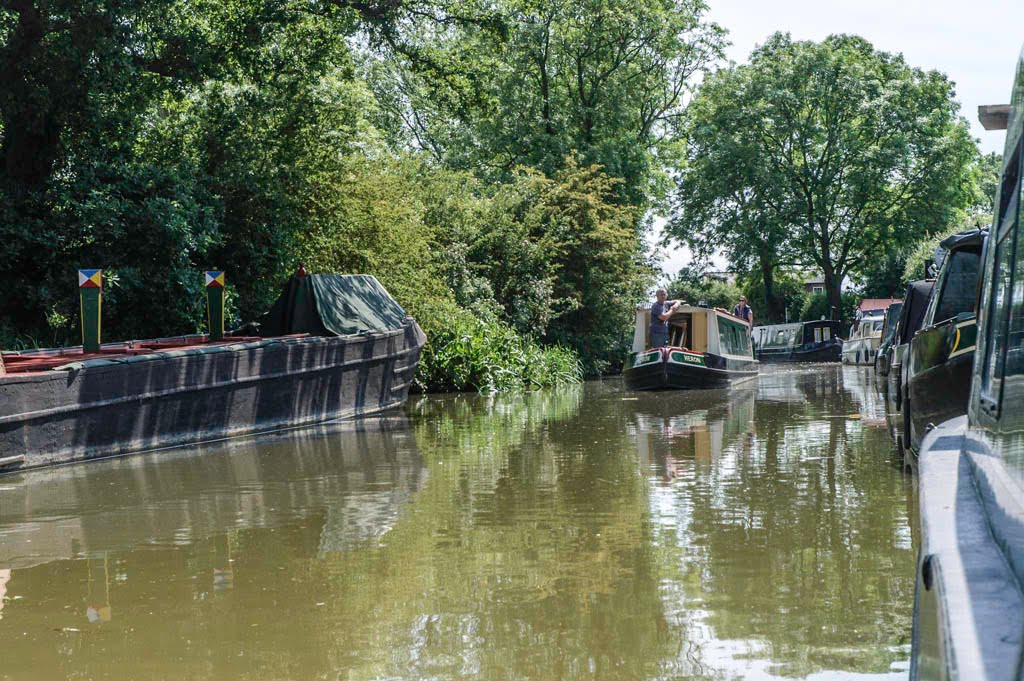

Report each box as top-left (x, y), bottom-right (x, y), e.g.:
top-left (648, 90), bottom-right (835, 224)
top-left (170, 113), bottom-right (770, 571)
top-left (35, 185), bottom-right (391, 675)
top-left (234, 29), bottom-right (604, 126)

top-left (732, 295), bottom-right (753, 326)
top-left (650, 289), bottom-right (680, 347)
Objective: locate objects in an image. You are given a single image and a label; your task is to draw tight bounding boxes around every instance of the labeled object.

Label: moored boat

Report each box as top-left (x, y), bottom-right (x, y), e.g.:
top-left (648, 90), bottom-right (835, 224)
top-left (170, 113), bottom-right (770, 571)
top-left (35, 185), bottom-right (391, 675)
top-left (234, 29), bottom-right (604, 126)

top-left (874, 301), bottom-right (903, 376)
top-left (910, 45), bottom-right (1024, 681)
top-left (903, 228), bottom-right (986, 453)
top-left (0, 273), bottom-right (426, 473)
top-left (624, 304), bottom-right (758, 390)
top-left (841, 314), bottom-right (884, 365)
top-left (884, 279), bottom-right (935, 455)
top-left (753, 320), bottom-right (843, 363)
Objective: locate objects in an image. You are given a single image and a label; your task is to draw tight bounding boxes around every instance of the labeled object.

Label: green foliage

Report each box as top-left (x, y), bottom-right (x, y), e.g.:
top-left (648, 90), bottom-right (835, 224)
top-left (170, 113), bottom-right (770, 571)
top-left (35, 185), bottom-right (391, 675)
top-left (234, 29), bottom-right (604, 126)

top-left (902, 216), bottom-right (990, 283)
top-left (667, 266), bottom-right (742, 310)
top-left (739, 271), bottom-right (808, 324)
top-left (0, 0), bottom-right (670, 390)
top-left (369, 0), bottom-right (726, 208)
top-left (417, 314), bottom-right (583, 394)
top-left (670, 33), bottom-right (980, 323)
top-left (497, 159), bottom-right (656, 374)
top-left (800, 292), bottom-right (859, 327)
top-left (853, 249), bottom-right (912, 299)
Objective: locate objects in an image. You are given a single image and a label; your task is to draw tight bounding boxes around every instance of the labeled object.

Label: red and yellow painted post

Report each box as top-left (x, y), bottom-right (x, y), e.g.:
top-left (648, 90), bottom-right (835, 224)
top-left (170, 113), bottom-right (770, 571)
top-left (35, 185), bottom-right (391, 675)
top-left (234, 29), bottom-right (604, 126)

top-left (205, 271), bottom-right (226, 342)
top-left (78, 269), bottom-right (103, 352)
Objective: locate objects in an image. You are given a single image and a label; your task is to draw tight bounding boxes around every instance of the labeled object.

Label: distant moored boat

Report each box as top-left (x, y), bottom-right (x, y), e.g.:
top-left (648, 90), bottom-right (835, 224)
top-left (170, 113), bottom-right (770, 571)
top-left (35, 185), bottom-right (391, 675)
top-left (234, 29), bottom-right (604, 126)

top-left (753, 320), bottom-right (843, 363)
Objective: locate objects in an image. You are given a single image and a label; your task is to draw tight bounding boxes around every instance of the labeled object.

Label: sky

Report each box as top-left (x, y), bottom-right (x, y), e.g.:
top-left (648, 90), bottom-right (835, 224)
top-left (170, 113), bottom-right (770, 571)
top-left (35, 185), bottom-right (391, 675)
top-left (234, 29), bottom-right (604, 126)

top-left (655, 0), bottom-right (1024, 278)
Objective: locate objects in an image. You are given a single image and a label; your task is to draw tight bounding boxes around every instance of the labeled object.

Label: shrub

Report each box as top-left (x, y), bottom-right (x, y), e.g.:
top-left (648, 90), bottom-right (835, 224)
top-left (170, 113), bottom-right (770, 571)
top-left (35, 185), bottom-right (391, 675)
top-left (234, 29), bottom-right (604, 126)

top-left (416, 314), bottom-right (583, 394)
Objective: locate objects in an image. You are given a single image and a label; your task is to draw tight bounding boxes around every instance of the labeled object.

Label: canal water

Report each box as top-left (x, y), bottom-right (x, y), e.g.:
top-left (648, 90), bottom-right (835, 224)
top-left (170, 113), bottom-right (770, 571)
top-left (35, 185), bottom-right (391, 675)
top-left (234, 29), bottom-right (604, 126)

top-left (0, 365), bottom-right (915, 681)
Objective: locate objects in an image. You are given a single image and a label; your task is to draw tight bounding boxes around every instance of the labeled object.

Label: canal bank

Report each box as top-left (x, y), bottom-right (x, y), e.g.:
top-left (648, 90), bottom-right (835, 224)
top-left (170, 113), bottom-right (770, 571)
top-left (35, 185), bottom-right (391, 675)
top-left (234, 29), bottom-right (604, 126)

top-left (0, 365), bottom-right (914, 680)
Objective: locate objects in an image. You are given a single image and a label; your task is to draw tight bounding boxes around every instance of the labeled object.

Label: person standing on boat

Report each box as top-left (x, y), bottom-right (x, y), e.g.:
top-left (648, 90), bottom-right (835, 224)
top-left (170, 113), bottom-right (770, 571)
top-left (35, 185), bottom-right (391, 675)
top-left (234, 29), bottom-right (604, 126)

top-left (650, 289), bottom-right (680, 347)
top-left (733, 295), bottom-right (754, 326)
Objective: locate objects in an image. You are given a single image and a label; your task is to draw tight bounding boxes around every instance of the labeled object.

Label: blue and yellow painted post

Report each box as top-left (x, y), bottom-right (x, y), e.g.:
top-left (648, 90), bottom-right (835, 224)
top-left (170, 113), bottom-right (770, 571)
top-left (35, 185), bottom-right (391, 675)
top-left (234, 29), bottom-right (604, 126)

top-left (78, 269), bottom-right (103, 352)
top-left (205, 271), bottom-right (226, 342)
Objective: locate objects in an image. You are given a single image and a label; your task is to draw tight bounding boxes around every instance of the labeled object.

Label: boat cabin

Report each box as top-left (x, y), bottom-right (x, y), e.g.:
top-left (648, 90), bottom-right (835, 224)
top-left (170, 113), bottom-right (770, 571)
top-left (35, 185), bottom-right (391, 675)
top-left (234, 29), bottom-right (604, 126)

top-left (753, 320), bottom-right (843, 363)
top-left (632, 304), bottom-right (753, 358)
top-left (754, 320), bottom-right (840, 351)
top-left (920, 229), bottom-right (985, 329)
top-left (626, 303), bottom-right (757, 390)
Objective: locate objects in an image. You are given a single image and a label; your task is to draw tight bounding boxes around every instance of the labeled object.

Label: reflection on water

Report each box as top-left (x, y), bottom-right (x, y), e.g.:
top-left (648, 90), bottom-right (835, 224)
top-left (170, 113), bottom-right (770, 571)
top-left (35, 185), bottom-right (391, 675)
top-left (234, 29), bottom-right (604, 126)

top-left (0, 367), bottom-right (914, 680)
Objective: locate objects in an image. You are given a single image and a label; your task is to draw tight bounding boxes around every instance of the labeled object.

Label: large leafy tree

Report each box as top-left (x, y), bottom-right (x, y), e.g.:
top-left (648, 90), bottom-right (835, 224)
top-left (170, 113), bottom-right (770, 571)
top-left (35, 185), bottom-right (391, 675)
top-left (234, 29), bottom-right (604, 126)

top-left (669, 33), bottom-right (978, 320)
top-left (369, 0), bottom-right (725, 207)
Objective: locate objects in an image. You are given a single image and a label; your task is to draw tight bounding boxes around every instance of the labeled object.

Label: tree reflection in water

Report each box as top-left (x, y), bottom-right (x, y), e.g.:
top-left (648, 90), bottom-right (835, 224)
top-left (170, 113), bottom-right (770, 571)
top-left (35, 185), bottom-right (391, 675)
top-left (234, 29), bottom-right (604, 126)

top-left (0, 368), bottom-right (913, 680)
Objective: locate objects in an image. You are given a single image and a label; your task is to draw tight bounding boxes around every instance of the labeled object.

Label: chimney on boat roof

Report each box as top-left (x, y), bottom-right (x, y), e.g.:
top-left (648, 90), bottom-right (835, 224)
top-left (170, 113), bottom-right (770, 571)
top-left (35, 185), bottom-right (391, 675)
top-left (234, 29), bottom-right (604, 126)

top-left (296, 262), bottom-right (308, 278)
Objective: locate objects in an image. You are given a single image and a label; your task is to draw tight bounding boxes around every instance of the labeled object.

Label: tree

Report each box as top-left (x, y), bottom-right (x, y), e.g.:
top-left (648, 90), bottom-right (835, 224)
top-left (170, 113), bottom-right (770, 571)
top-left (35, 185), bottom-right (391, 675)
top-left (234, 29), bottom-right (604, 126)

top-left (668, 33), bottom-right (978, 322)
top-left (367, 0), bottom-right (726, 207)
top-left (666, 266), bottom-right (742, 310)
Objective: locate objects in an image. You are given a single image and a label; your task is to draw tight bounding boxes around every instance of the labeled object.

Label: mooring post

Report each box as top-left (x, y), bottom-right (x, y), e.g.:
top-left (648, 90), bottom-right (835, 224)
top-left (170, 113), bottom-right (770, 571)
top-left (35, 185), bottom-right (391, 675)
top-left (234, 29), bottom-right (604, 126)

top-left (0, 352), bottom-right (6, 375)
top-left (78, 269), bottom-right (103, 352)
top-left (205, 271), bottom-right (226, 341)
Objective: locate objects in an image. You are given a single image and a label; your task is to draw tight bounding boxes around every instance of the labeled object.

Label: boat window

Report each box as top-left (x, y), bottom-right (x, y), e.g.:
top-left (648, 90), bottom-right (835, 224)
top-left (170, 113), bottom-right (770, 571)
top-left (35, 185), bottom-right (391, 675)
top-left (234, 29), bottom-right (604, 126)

top-left (1000, 164), bottom-right (1024, 380)
top-left (980, 140), bottom-right (1022, 411)
top-left (821, 327), bottom-right (830, 341)
top-left (930, 248), bottom-right (982, 324)
top-left (873, 320), bottom-right (884, 332)
top-left (759, 325), bottom-right (800, 349)
top-left (718, 317), bottom-right (752, 356)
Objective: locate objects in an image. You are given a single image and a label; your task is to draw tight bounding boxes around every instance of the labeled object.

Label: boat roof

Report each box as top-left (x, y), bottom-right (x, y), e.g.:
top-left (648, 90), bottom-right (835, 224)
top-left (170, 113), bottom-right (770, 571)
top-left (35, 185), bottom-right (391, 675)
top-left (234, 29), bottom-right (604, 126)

top-left (940, 228), bottom-right (987, 251)
top-left (857, 298), bottom-right (901, 313)
top-left (1, 335), bottom-right (274, 374)
top-left (753, 322), bottom-right (802, 334)
top-left (929, 228), bottom-right (987, 279)
top-left (896, 279), bottom-right (935, 344)
top-left (753, 319), bottom-right (840, 331)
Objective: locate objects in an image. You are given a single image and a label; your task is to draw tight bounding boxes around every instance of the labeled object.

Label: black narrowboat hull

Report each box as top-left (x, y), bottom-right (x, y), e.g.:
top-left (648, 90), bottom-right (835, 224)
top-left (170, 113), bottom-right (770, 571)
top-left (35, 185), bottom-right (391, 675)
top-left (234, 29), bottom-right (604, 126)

top-left (0, 320), bottom-right (426, 473)
top-left (757, 341), bottom-right (842, 363)
top-left (905, 316), bottom-right (977, 452)
top-left (624, 348), bottom-right (758, 390)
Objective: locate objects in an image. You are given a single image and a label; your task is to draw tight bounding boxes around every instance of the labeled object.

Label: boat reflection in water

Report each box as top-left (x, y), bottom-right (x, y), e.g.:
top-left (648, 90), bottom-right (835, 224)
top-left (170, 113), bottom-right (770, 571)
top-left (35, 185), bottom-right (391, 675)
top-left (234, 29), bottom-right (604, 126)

top-left (0, 414), bottom-right (425, 678)
top-left (631, 366), bottom-right (913, 680)
top-left (632, 387), bottom-right (756, 481)
top-left (0, 415), bottom-right (424, 571)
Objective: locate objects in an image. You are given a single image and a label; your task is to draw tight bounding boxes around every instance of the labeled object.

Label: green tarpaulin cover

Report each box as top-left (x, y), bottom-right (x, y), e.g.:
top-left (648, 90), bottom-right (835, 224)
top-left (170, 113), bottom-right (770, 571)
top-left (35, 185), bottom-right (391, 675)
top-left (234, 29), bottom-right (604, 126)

top-left (260, 274), bottom-right (407, 337)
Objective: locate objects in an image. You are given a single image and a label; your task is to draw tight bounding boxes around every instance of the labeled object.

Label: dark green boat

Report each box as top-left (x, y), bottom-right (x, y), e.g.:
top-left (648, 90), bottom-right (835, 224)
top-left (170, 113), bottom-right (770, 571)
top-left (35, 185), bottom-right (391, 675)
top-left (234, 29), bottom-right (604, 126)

top-left (884, 278), bottom-right (934, 455)
top-left (874, 301), bottom-right (903, 377)
top-left (910, 44), bottom-right (1024, 681)
top-left (903, 229), bottom-right (986, 453)
top-left (752, 320), bottom-right (843, 363)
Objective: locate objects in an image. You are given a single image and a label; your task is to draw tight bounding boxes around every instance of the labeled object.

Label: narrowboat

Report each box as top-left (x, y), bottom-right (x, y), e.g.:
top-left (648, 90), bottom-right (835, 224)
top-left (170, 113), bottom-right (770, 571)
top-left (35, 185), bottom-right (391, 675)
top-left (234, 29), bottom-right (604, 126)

top-left (0, 273), bottom-right (426, 473)
top-left (753, 320), bottom-right (843, 363)
top-left (910, 45), bottom-right (1024, 681)
top-left (624, 304), bottom-right (758, 390)
top-left (884, 279), bottom-right (935, 454)
top-left (841, 314), bottom-right (884, 365)
top-left (903, 228), bottom-right (986, 453)
top-left (874, 301), bottom-right (904, 377)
